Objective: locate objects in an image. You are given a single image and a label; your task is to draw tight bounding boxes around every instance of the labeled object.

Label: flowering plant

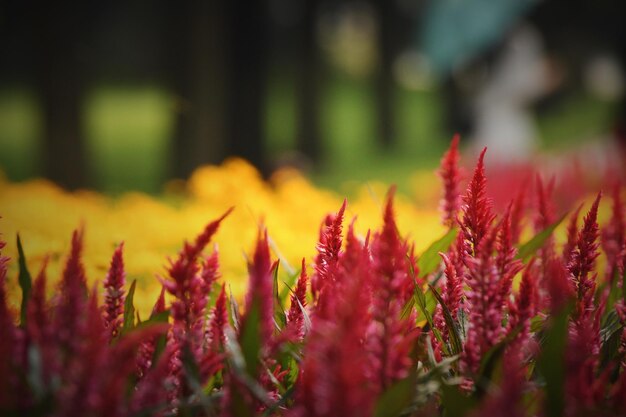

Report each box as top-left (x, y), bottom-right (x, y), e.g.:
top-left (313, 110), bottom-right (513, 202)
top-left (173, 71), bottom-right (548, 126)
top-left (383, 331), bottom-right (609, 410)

top-left (1, 140), bottom-right (626, 416)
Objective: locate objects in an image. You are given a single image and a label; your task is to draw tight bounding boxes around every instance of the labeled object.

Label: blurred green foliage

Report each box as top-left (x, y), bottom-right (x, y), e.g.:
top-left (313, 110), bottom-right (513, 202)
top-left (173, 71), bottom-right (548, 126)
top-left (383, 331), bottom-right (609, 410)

top-left (0, 74), bottom-right (617, 195)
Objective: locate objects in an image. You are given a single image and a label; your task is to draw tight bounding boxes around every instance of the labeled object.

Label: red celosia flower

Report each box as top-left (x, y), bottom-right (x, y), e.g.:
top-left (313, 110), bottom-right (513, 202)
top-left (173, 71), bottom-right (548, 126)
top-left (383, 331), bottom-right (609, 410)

top-left (201, 246), bottom-right (221, 292)
top-left (546, 257), bottom-right (574, 313)
top-left (208, 283), bottom-right (228, 352)
top-left (53, 229), bottom-right (88, 366)
top-left (462, 226), bottom-right (504, 374)
top-left (102, 242), bottom-right (126, 341)
top-left (439, 134), bottom-right (462, 228)
top-left (242, 229), bottom-right (274, 352)
top-left (562, 204), bottom-right (583, 267)
top-left (460, 148), bottom-right (495, 257)
top-left (311, 200), bottom-right (346, 301)
top-left (568, 192), bottom-right (602, 321)
top-left (136, 286), bottom-right (167, 379)
top-left (367, 189), bottom-right (418, 390)
top-left (290, 226), bottom-right (375, 417)
top-left (131, 345), bottom-right (176, 417)
top-left (286, 258), bottom-right (309, 341)
top-left (507, 261), bottom-right (537, 356)
top-left (163, 208), bottom-right (230, 353)
top-left (440, 251), bottom-right (464, 320)
top-left (495, 206), bottom-right (524, 303)
top-left (534, 175), bottom-right (556, 232)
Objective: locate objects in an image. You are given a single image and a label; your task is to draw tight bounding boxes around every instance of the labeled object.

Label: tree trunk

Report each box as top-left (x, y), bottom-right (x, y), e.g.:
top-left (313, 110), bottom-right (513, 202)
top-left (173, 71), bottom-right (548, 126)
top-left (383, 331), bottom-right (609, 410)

top-left (373, 0), bottom-right (396, 148)
top-left (34, 2), bottom-right (88, 189)
top-left (169, 0), bottom-right (226, 180)
top-left (224, 0), bottom-right (269, 174)
top-left (295, 0), bottom-right (322, 163)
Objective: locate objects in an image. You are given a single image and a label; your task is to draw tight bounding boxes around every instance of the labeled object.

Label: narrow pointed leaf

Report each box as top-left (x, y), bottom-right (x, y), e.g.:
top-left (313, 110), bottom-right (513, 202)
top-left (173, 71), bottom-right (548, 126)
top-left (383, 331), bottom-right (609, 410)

top-left (122, 279), bottom-right (137, 333)
top-left (429, 284), bottom-right (463, 355)
top-left (517, 213), bottom-right (567, 262)
top-left (17, 234), bottom-right (32, 326)
top-left (374, 372), bottom-right (417, 417)
top-left (418, 228), bottom-right (458, 278)
top-left (240, 301), bottom-right (262, 377)
top-left (537, 306), bottom-right (571, 417)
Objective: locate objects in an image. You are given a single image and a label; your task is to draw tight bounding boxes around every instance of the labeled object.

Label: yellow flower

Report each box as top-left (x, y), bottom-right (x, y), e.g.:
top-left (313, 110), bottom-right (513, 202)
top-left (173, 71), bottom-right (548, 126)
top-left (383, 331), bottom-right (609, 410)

top-left (0, 159), bottom-right (443, 315)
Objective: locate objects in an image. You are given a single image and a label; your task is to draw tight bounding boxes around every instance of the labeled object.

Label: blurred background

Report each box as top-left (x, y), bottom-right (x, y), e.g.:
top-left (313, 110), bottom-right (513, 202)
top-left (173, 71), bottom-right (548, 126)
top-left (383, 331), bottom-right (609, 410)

top-left (0, 0), bottom-right (624, 195)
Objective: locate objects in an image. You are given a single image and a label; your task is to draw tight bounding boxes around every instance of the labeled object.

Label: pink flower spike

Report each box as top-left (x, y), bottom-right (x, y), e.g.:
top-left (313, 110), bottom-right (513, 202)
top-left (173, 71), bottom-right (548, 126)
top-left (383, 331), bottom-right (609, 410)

top-left (439, 134), bottom-right (462, 228)
top-left (208, 283), bottom-right (228, 351)
top-left (242, 229), bottom-right (274, 351)
top-left (311, 199), bottom-right (346, 301)
top-left (103, 242), bottom-right (126, 341)
top-left (562, 204), bottom-right (584, 267)
top-left (460, 148), bottom-right (495, 257)
top-left (569, 192), bottom-right (602, 321)
top-left (287, 258), bottom-right (309, 340)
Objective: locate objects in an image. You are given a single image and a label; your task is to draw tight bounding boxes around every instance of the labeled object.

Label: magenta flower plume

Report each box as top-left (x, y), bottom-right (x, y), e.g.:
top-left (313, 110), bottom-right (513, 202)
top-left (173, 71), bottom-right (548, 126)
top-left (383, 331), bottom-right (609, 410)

top-left (462, 226), bottom-right (503, 374)
top-left (201, 246), bottom-right (221, 291)
top-left (534, 175), bottom-right (556, 231)
top-left (136, 286), bottom-right (167, 379)
top-left (26, 260), bottom-right (57, 382)
top-left (371, 187), bottom-right (412, 304)
top-left (287, 258), bottom-right (309, 341)
top-left (311, 199), bottom-right (346, 301)
top-left (243, 229), bottom-right (274, 350)
top-left (291, 227), bottom-right (374, 417)
top-left (53, 229), bottom-right (88, 364)
top-left (54, 286), bottom-right (107, 417)
top-left (439, 134), bottom-right (462, 227)
top-left (460, 148), bottom-right (495, 257)
top-left (164, 209), bottom-right (230, 343)
top-left (440, 251), bottom-right (464, 320)
top-left (569, 192), bottom-right (602, 321)
top-left (546, 258), bottom-right (574, 313)
top-left (208, 283), bottom-right (228, 351)
top-left (103, 242), bottom-right (126, 341)
top-left (495, 207), bottom-right (524, 303)
top-left (367, 189), bottom-right (417, 390)
top-left (562, 204), bottom-right (583, 267)
top-left (131, 345), bottom-right (176, 416)
top-left (507, 261), bottom-right (537, 356)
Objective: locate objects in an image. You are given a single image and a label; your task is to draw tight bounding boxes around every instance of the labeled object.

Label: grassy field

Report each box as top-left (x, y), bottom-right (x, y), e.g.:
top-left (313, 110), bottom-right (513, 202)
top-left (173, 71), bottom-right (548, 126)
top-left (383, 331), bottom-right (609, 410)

top-left (0, 75), bottom-right (617, 195)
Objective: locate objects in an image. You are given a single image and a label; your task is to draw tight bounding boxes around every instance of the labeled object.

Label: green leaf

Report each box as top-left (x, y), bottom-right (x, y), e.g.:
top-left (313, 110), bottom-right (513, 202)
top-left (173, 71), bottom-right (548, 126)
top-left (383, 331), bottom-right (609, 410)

top-left (138, 309), bottom-right (169, 329)
top-left (418, 228), bottom-right (458, 277)
top-left (474, 332), bottom-right (512, 398)
top-left (279, 269), bottom-right (300, 303)
top-left (229, 287), bottom-right (241, 333)
top-left (537, 306), bottom-right (571, 417)
top-left (272, 262), bottom-right (287, 330)
top-left (517, 213), bottom-right (567, 262)
top-left (122, 280), bottom-right (137, 334)
top-left (530, 315), bottom-right (545, 333)
top-left (414, 281), bottom-right (447, 354)
top-left (17, 234), bottom-right (32, 326)
top-left (428, 284), bottom-right (463, 355)
top-left (240, 301), bottom-right (262, 377)
top-left (441, 383), bottom-right (477, 417)
top-left (374, 372), bottom-right (417, 417)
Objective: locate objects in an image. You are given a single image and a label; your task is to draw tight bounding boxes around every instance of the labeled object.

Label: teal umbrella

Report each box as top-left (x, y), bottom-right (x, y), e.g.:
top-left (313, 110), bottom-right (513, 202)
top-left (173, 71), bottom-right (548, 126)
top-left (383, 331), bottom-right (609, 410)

top-left (420, 0), bottom-right (537, 76)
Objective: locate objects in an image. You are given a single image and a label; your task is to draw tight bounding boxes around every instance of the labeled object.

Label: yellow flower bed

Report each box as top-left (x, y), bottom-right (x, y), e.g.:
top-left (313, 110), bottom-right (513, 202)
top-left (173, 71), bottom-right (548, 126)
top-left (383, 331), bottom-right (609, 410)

top-left (0, 159), bottom-right (444, 314)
